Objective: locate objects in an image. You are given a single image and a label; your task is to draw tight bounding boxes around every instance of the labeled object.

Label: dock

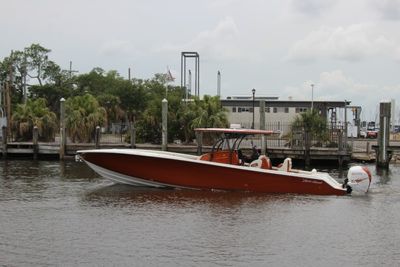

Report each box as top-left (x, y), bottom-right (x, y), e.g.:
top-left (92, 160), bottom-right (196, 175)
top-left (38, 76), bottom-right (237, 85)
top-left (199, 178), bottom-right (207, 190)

top-left (1, 141), bottom-right (358, 165)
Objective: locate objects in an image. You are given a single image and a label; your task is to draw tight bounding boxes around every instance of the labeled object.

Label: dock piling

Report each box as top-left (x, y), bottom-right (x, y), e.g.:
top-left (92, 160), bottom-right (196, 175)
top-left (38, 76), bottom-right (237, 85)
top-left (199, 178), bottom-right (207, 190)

top-left (95, 126), bottom-right (100, 149)
top-left (259, 100), bottom-right (266, 155)
top-left (59, 98), bottom-right (66, 160)
top-left (1, 126), bottom-right (7, 158)
top-left (162, 99), bottom-right (168, 151)
top-left (130, 122), bottom-right (136, 148)
top-left (377, 101), bottom-right (391, 168)
top-left (33, 126), bottom-right (38, 160)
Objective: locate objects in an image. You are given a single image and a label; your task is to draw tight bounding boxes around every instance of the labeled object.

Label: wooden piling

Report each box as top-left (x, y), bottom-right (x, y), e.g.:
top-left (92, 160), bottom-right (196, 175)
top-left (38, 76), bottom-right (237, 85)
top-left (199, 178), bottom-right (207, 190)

top-left (377, 101), bottom-right (391, 168)
top-left (196, 131), bottom-right (203, 156)
top-left (59, 98), bottom-right (66, 160)
top-left (95, 126), bottom-right (101, 149)
top-left (33, 126), bottom-right (38, 160)
top-left (130, 122), bottom-right (136, 148)
top-left (162, 98), bottom-right (168, 151)
top-left (304, 130), bottom-right (311, 169)
top-left (1, 126), bottom-right (7, 158)
top-left (259, 100), bottom-right (266, 155)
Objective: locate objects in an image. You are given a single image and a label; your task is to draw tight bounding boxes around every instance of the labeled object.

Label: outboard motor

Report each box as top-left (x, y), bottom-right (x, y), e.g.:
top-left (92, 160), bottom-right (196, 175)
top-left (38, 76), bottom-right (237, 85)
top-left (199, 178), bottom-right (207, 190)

top-left (346, 166), bottom-right (372, 193)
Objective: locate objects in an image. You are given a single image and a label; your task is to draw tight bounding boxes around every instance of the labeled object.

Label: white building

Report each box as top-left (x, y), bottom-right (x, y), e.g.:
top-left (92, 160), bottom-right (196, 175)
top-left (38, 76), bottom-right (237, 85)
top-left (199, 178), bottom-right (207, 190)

top-left (221, 96), bottom-right (354, 135)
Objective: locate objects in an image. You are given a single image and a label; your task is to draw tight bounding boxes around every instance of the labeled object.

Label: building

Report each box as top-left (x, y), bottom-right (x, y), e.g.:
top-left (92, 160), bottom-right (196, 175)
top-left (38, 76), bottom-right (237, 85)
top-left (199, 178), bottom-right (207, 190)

top-left (221, 96), bottom-right (356, 135)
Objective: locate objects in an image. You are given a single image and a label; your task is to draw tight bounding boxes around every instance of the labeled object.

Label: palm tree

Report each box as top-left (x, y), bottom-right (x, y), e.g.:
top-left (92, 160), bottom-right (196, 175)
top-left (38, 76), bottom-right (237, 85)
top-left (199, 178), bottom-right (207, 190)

top-left (65, 94), bottom-right (106, 142)
top-left (290, 109), bottom-right (329, 146)
top-left (11, 98), bottom-right (57, 141)
top-left (180, 95), bottom-right (228, 144)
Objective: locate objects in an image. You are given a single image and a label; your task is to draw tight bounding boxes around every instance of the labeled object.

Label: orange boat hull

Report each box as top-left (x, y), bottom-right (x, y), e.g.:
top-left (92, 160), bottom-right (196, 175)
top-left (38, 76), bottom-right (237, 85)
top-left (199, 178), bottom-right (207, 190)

top-left (80, 150), bottom-right (347, 196)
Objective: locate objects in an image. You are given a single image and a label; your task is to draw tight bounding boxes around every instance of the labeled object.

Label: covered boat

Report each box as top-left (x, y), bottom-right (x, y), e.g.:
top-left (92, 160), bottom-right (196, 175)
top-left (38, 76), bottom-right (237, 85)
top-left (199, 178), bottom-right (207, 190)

top-left (77, 128), bottom-right (372, 195)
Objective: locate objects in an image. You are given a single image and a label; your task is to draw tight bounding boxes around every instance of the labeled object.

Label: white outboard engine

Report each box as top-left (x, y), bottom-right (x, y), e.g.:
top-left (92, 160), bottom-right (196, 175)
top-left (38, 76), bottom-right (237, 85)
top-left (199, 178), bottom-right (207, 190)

top-left (346, 166), bottom-right (372, 193)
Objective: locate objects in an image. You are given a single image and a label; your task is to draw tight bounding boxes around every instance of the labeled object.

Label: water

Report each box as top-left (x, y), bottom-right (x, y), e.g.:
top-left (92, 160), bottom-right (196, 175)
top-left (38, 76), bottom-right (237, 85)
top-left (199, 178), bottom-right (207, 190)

top-left (1, 160), bottom-right (399, 266)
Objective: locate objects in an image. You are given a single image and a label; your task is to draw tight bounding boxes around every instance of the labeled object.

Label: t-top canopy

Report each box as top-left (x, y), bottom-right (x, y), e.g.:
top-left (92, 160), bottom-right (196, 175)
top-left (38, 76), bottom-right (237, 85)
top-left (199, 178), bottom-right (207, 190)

top-left (194, 128), bottom-right (275, 135)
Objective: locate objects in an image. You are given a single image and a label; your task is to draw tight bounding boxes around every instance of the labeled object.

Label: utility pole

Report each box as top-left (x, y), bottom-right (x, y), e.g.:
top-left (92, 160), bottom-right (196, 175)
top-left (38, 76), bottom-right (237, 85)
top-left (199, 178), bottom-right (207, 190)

top-left (69, 61), bottom-right (78, 79)
top-left (217, 70), bottom-right (221, 97)
top-left (311, 84), bottom-right (314, 111)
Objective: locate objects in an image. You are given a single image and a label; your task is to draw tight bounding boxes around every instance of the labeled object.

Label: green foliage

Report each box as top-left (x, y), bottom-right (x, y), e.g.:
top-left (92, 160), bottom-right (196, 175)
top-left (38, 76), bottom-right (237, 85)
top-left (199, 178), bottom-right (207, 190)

top-left (65, 94), bottom-right (106, 143)
top-left (1, 44), bottom-right (230, 145)
top-left (291, 109), bottom-right (329, 144)
top-left (177, 95), bottom-right (228, 143)
top-left (11, 98), bottom-right (57, 141)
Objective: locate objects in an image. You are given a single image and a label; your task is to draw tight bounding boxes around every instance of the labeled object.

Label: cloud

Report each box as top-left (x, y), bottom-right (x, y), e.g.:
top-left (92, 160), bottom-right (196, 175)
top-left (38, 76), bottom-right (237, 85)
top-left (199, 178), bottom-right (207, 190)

top-left (283, 70), bottom-right (400, 120)
top-left (290, 0), bottom-right (336, 16)
top-left (370, 0), bottom-right (400, 20)
top-left (157, 17), bottom-right (241, 60)
top-left (286, 24), bottom-right (397, 63)
top-left (98, 40), bottom-right (138, 57)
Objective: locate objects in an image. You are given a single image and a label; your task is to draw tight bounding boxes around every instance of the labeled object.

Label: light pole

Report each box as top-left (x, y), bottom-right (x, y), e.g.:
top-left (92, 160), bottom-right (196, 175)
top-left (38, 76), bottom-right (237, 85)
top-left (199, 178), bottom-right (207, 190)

top-left (311, 84), bottom-right (314, 111)
top-left (252, 88), bottom-right (256, 129)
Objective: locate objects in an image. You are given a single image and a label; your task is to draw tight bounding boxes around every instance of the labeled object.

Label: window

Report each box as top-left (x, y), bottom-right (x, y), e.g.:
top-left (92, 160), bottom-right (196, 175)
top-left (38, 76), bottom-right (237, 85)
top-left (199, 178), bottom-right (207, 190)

top-left (273, 107), bottom-right (277, 113)
top-left (232, 107), bottom-right (236, 113)
top-left (295, 107), bottom-right (308, 113)
top-left (265, 107), bottom-right (270, 113)
top-left (238, 107), bottom-right (242, 113)
top-left (284, 107), bottom-right (289, 113)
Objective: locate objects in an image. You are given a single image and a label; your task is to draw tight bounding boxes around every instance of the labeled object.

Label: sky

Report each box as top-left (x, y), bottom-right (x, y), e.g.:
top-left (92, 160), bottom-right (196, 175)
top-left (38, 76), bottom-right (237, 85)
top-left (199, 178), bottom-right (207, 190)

top-left (1, 0), bottom-right (400, 122)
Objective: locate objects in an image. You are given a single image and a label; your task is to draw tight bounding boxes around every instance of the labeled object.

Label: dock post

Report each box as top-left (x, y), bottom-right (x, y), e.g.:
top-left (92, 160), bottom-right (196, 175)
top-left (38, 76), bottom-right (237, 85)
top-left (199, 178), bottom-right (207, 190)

top-left (59, 98), bottom-right (66, 160)
top-left (33, 126), bottom-right (39, 160)
top-left (304, 130), bottom-right (311, 169)
top-left (196, 131), bottom-right (203, 155)
top-left (130, 122), bottom-right (136, 148)
top-left (259, 100), bottom-right (266, 155)
top-left (162, 98), bottom-right (168, 151)
top-left (95, 126), bottom-right (101, 149)
top-left (338, 130), bottom-right (344, 173)
top-left (377, 101), bottom-right (391, 168)
top-left (1, 126), bottom-right (7, 159)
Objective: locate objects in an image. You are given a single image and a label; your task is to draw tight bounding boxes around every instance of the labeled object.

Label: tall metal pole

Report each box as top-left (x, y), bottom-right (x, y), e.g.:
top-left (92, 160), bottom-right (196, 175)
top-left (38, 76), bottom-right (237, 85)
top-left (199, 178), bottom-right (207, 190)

top-left (217, 71), bottom-right (221, 97)
top-left (311, 84), bottom-right (314, 111)
top-left (187, 70), bottom-right (191, 100)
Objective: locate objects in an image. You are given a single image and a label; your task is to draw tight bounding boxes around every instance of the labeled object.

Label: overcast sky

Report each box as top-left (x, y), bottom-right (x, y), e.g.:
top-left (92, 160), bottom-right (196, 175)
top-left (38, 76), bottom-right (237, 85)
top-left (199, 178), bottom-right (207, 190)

top-left (1, 0), bottom-right (400, 122)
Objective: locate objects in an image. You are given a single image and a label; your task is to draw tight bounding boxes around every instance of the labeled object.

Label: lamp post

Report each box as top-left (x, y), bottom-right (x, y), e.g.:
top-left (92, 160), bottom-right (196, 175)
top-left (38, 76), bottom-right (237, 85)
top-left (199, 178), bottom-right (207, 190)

top-left (252, 88), bottom-right (256, 129)
top-left (311, 84), bottom-right (314, 111)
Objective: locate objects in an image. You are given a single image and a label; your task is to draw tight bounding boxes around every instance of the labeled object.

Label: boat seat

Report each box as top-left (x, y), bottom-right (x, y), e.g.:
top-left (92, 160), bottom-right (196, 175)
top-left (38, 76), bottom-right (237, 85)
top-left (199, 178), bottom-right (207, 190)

top-left (278, 158), bottom-right (292, 172)
top-left (250, 155), bottom-right (272, 169)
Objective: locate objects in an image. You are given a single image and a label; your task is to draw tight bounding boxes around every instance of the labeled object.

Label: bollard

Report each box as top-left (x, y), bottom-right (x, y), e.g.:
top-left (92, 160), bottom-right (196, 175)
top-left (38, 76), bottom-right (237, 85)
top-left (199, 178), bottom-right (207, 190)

top-left (162, 99), bottom-right (168, 151)
top-left (33, 126), bottom-right (39, 160)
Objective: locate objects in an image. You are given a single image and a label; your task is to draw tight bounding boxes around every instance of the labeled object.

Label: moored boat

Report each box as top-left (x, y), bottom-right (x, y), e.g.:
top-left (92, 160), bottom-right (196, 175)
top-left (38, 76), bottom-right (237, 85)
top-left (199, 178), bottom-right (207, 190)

top-left (77, 128), bottom-right (372, 195)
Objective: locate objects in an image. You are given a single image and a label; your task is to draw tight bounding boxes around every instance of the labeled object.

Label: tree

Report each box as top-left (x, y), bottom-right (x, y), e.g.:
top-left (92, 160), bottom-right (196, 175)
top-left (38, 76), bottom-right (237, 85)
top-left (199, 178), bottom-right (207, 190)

top-left (291, 109), bottom-right (329, 145)
top-left (65, 94), bottom-right (106, 143)
top-left (176, 95), bottom-right (228, 144)
top-left (11, 98), bottom-right (57, 141)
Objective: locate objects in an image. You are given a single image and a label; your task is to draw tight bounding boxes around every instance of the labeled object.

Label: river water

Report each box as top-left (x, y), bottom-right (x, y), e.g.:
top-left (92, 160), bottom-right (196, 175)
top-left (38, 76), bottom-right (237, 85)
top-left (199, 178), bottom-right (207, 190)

top-left (0, 160), bottom-right (399, 266)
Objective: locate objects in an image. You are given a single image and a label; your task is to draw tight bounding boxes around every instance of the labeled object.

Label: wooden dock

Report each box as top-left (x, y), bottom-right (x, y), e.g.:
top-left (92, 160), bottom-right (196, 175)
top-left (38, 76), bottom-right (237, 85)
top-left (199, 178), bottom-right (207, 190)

top-left (1, 142), bottom-right (355, 166)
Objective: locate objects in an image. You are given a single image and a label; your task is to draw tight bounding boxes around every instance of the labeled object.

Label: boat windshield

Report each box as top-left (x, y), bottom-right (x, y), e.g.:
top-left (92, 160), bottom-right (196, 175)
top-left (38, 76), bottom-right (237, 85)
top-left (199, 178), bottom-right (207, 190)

top-left (195, 128), bottom-right (272, 165)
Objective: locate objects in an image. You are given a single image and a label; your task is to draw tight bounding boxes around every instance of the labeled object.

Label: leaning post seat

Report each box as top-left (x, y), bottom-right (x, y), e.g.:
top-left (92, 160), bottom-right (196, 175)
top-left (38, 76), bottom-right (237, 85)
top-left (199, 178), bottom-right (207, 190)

top-left (250, 155), bottom-right (272, 169)
top-left (277, 158), bottom-right (292, 172)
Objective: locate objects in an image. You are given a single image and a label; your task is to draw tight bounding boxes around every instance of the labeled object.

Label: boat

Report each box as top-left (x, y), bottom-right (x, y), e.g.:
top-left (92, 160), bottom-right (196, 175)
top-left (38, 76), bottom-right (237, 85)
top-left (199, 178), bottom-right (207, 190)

top-left (77, 128), bottom-right (372, 195)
